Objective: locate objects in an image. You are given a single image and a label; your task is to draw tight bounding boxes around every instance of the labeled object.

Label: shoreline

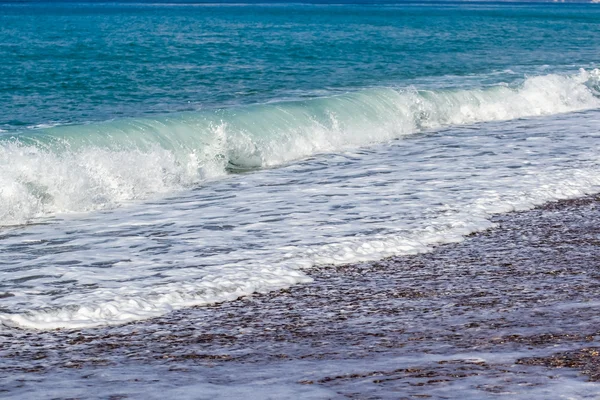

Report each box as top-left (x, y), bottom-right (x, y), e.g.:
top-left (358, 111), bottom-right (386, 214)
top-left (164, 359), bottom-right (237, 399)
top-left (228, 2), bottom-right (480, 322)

top-left (3, 195), bottom-right (600, 398)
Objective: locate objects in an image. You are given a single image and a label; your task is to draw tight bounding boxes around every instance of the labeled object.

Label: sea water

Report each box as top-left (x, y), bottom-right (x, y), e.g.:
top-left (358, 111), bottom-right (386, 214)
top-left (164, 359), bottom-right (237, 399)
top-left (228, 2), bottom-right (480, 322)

top-left (1, 1), bottom-right (600, 330)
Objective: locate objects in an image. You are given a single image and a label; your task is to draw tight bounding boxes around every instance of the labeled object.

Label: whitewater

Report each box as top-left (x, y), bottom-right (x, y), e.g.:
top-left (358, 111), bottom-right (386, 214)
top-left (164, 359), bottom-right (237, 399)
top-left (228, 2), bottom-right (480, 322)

top-left (2, 69), bottom-right (599, 226)
top-left (1, 69), bottom-right (600, 330)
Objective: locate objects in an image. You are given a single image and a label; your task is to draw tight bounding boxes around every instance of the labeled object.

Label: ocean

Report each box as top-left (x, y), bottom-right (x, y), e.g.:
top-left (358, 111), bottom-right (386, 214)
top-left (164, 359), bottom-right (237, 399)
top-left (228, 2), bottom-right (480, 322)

top-left (1, 1), bottom-right (600, 397)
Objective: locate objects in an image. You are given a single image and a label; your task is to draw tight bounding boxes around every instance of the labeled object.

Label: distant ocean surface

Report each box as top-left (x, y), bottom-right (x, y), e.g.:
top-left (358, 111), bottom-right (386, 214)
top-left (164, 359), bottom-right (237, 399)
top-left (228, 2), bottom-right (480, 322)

top-left (1, 1), bottom-right (600, 330)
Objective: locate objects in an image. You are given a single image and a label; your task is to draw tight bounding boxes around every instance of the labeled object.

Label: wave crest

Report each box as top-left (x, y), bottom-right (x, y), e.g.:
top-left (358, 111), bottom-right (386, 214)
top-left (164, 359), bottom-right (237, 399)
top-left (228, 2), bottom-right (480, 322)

top-left (1, 69), bottom-right (599, 226)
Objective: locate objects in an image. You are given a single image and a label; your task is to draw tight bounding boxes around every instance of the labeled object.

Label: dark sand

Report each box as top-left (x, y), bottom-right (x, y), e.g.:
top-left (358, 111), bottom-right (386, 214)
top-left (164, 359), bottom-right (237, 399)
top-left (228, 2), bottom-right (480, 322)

top-left (2, 196), bottom-right (600, 398)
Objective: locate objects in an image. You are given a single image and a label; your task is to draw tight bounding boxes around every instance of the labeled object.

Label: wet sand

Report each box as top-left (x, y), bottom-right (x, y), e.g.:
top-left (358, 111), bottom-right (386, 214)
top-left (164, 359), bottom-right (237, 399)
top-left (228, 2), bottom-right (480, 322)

top-left (2, 196), bottom-right (600, 398)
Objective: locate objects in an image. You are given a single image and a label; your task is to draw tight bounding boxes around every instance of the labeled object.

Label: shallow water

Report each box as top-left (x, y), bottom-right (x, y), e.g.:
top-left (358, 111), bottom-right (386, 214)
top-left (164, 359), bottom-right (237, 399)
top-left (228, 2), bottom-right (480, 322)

top-left (3, 194), bottom-right (600, 399)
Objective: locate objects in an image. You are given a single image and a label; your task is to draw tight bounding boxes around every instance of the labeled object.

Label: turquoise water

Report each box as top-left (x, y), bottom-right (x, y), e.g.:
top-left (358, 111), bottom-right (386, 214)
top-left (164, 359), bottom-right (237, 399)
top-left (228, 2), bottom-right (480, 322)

top-left (1, 1), bottom-right (599, 130)
top-left (1, 1), bottom-right (600, 332)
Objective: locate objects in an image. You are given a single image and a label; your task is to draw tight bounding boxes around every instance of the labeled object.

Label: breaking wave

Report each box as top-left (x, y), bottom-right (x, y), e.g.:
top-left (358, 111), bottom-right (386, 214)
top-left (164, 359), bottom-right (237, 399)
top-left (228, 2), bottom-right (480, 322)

top-left (2, 69), bottom-right (599, 226)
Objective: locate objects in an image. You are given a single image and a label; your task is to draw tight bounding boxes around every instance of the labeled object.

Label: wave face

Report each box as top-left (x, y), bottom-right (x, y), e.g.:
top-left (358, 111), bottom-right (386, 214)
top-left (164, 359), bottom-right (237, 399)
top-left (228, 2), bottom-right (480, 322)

top-left (1, 69), bottom-right (599, 226)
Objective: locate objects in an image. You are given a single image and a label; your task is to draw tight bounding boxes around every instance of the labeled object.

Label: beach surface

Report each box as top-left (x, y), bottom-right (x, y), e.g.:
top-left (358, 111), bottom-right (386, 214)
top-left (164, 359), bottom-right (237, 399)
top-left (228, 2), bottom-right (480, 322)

top-left (3, 195), bottom-right (600, 399)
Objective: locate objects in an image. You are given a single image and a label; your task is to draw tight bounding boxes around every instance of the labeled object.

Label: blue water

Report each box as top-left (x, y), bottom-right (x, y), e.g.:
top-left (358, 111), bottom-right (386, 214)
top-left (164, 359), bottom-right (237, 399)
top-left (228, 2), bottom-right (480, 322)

top-left (1, 1), bottom-right (598, 130)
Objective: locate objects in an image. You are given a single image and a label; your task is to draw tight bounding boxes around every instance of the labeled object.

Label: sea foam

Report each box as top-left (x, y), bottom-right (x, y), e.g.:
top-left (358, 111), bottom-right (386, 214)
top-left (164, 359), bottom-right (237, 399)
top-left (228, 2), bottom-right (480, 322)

top-left (1, 69), bottom-right (598, 227)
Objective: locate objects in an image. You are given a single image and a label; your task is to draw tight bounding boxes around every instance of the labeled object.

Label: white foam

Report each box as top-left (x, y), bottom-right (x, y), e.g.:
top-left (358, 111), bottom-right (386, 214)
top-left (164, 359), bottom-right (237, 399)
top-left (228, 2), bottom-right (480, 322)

top-left (0, 143), bottom-right (224, 226)
top-left (1, 69), bottom-right (598, 227)
top-left (0, 264), bottom-right (311, 330)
